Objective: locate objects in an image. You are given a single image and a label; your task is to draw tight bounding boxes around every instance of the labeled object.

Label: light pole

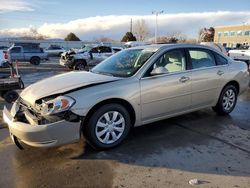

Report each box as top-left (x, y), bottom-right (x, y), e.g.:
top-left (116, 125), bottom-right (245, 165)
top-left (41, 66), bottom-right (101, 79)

top-left (152, 10), bottom-right (163, 43)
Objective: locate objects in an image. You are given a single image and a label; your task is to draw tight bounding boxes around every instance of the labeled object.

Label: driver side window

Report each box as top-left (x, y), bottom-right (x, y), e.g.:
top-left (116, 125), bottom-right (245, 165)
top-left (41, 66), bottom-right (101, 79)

top-left (146, 49), bottom-right (186, 77)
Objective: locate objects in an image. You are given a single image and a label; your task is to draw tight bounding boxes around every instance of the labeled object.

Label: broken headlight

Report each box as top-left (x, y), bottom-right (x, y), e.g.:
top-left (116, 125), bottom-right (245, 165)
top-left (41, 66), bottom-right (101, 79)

top-left (40, 96), bottom-right (75, 116)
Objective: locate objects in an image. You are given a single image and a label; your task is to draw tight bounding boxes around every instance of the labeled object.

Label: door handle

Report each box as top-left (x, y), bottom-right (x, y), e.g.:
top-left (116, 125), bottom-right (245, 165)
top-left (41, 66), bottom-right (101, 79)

top-left (179, 76), bottom-right (190, 83)
top-left (217, 70), bottom-right (224, 76)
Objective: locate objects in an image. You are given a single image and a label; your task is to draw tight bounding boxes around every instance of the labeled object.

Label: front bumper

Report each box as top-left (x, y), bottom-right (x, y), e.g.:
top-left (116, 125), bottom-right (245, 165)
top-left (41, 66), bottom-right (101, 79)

top-left (59, 58), bottom-right (73, 67)
top-left (3, 106), bottom-right (81, 148)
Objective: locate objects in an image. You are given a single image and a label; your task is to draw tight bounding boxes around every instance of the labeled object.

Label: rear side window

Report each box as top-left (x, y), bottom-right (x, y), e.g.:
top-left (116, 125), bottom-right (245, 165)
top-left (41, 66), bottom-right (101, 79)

top-left (215, 53), bottom-right (228, 65)
top-left (189, 49), bottom-right (216, 69)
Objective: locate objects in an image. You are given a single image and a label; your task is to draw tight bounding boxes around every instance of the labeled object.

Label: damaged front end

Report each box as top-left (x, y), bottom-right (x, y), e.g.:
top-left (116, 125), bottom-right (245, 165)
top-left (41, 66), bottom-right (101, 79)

top-left (16, 95), bottom-right (81, 126)
top-left (3, 95), bottom-right (83, 149)
top-left (59, 52), bottom-right (75, 66)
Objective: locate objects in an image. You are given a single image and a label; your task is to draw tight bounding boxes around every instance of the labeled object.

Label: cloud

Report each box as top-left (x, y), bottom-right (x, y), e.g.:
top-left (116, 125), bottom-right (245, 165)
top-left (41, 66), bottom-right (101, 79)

top-left (0, 11), bottom-right (250, 40)
top-left (0, 0), bottom-right (34, 12)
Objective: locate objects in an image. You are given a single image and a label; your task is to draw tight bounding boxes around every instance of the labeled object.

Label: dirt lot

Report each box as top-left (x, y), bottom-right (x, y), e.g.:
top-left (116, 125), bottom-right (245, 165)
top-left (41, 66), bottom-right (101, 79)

top-left (0, 61), bottom-right (250, 188)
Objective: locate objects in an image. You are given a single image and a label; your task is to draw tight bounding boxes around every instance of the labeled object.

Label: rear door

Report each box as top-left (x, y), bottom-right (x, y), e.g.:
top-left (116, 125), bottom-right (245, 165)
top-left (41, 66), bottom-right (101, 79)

top-left (187, 48), bottom-right (228, 108)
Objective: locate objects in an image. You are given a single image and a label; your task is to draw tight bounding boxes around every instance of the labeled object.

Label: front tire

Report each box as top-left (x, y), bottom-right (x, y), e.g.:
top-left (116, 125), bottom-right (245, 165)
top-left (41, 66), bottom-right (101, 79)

top-left (30, 57), bottom-right (40, 65)
top-left (74, 60), bottom-right (87, 70)
top-left (213, 85), bottom-right (237, 115)
top-left (84, 104), bottom-right (131, 150)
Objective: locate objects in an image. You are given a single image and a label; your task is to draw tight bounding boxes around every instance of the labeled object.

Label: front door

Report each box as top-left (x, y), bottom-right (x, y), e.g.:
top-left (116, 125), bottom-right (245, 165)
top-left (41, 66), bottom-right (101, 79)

top-left (140, 49), bottom-right (192, 124)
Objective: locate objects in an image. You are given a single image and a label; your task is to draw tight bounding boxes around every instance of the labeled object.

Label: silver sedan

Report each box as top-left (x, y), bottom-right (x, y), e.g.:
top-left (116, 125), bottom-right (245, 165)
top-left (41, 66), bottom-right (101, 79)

top-left (3, 44), bottom-right (249, 150)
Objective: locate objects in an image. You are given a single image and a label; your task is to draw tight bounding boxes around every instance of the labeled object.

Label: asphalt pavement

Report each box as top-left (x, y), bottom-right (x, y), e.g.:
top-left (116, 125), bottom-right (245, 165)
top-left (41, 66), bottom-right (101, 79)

top-left (0, 62), bottom-right (249, 188)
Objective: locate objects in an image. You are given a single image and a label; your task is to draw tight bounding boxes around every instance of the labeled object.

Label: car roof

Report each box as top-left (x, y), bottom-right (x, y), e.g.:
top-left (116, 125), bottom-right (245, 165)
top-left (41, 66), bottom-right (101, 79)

top-left (130, 43), bottom-right (225, 54)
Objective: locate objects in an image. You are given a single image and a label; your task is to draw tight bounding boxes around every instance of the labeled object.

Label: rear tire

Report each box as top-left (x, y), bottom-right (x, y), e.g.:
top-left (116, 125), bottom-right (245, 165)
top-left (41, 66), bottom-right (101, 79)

top-left (212, 85), bottom-right (237, 115)
top-left (84, 104), bottom-right (131, 150)
top-left (3, 90), bottom-right (19, 103)
top-left (30, 57), bottom-right (40, 65)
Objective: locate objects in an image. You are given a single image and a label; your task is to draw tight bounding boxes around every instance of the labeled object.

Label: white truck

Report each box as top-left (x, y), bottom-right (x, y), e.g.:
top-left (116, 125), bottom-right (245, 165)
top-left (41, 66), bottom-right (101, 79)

top-left (228, 46), bottom-right (250, 66)
top-left (60, 45), bottom-right (114, 70)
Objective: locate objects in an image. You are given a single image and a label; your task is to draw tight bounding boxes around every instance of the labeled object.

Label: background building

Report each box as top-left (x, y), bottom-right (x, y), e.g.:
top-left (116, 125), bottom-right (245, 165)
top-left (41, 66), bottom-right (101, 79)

top-left (214, 24), bottom-right (250, 48)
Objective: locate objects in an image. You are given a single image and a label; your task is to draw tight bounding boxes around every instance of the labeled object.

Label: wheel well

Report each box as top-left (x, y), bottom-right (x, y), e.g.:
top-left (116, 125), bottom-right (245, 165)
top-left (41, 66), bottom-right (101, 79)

top-left (30, 56), bottom-right (40, 61)
top-left (74, 59), bottom-right (87, 65)
top-left (224, 81), bottom-right (240, 94)
top-left (31, 56), bottom-right (40, 59)
top-left (84, 98), bottom-right (136, 126)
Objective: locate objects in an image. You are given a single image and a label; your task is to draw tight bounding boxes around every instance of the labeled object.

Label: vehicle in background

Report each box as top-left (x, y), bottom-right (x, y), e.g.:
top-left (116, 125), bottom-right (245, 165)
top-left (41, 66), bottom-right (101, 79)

top-left (200, 42), bottom-right (228, 55)
top-left (3, 44), bottom-right (249, 150)
top-left (0, 61), bottom-right (24, 103)
top-left (124, 41), bottom-right (150, 48)
top-left (60, 45), bottom-right (114, 70)
top-left (7, 43), bottom-right (48, 65)
top-left (0, 46), bottom-right (10, 67)
top-left (44, 45), bottom-right (66, 56)
top-left (0, 49), bottom-right (8, 67)
top-left (0, 46), bottom-right (8, 50)
top-left (228, 46), bottom-right (250, 66)
top-left (225, 47), bottom-right (236, 52)
top-left (112, 46), bottom-right (124, 53)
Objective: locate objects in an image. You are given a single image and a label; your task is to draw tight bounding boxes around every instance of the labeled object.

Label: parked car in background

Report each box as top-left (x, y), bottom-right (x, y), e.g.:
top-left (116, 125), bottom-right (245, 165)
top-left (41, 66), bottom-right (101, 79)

top-left (60, 45), bottom-right (114, 70)
top-left (0, 49), bottom-right (8, 67)
top-left (228, 46), bottom-right (250, 66)
top-left (44, 45), bottom-right (66, 56)
top-left (200, 42), bottom-right (228, 55)
top-left (112, 46), bottom-right (124, 53)
top-left (3, 44), bottom-right (249, 150)
top-left (0, 46), bottom-right (8, 50)
top-left (7, 43), bottom-right (48, 65)
top-left (124, 41), bottom-right (149, 48)
top-left (0, 46), bottom-right (9, 67)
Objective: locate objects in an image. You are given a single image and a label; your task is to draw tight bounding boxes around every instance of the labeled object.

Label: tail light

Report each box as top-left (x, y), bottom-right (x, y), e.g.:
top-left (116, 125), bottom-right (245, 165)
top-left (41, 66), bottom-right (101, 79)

top-left (4, 51), bottom-right (8, 60)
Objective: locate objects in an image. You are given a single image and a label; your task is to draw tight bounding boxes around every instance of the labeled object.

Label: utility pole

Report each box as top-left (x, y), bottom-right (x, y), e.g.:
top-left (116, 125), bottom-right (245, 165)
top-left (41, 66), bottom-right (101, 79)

top-left (130, 18), bottom-right (133, 33)
top-left (152, 10), bottom-right (163, 43)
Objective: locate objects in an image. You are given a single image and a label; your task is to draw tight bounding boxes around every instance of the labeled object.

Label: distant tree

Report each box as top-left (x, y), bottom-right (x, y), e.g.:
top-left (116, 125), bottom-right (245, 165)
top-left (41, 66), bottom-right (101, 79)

top-left (134, 19), bottom-right (150, 41)
top-left (65, 32), bottom-right (81, 41)
top-left (94, 36), bottom-right (116, 43)
top-left (121, 32), bottom-right (136, 42)
top-left (199, 27), bottom-right (215, 42)
top-left (20, 27), bottom-right (47, 40)
top-left (153, 32), bottom-right (187, 44)
top-left (156, 36), bottom-right (178, 43)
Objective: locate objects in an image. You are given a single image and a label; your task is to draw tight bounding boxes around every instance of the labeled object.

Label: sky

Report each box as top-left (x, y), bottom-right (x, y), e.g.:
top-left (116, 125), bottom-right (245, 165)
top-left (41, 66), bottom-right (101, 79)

top-left (0, 0), bottom-right (250, 40)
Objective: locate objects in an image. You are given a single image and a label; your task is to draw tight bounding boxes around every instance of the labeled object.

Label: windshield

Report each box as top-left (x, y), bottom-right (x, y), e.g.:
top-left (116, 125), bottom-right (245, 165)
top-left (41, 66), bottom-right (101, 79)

top-left (91, 48), bottom-right (156, 77)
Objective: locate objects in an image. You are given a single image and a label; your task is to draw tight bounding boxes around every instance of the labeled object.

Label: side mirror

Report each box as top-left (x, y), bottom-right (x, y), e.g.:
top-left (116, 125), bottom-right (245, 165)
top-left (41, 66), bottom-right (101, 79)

top-left (150, 67), bottom-right (168, 76)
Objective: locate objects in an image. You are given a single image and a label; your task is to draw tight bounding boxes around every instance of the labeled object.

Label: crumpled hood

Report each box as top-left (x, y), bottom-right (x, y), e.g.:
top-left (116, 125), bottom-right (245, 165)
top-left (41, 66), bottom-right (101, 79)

top-left (20, 71), bottom-right (119, 105)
